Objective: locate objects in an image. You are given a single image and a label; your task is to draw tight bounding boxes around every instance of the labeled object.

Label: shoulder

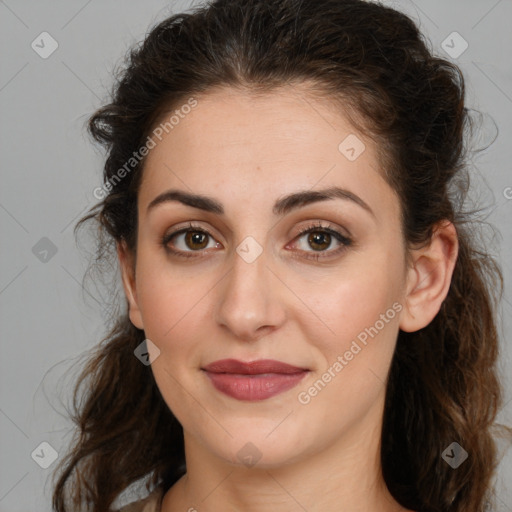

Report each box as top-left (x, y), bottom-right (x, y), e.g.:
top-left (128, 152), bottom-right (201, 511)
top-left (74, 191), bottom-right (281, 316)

top-left (115, 487), bottom-right (165, 512)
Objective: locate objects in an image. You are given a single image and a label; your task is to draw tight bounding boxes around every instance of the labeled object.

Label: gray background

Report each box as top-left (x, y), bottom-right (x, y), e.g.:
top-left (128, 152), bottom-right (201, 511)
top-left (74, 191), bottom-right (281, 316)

top-left (1, 0), bottom-right (511, 510)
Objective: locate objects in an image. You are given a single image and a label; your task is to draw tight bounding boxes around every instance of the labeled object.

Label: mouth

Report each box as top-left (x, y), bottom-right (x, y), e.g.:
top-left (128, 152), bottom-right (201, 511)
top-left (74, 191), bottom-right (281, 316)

top-left (201, 359), bottom-right (310, 401)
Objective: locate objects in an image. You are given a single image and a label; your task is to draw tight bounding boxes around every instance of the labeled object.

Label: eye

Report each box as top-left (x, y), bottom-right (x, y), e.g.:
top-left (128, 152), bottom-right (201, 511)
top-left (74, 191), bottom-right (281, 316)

top-left (162, 223), bottom-right (221, 258)
top-left (162, 221), bottom-right (352, 261)
top-left (289, 222), bottom-right (352, 260)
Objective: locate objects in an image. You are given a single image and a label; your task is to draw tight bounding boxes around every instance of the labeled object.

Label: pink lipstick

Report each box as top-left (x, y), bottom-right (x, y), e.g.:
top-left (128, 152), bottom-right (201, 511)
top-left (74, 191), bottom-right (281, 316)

top-left (202, 359), bottom-right (309, 401)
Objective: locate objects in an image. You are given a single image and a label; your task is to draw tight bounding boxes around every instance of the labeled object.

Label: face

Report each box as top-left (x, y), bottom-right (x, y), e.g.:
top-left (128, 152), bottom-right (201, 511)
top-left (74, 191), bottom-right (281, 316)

top-left (121, 84), bottom-right (410, 468)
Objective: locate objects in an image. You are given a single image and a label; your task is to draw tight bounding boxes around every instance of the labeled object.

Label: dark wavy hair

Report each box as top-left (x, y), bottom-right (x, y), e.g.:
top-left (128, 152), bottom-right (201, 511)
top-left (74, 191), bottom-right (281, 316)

top-left (51, 0), bottom-right (511, 511)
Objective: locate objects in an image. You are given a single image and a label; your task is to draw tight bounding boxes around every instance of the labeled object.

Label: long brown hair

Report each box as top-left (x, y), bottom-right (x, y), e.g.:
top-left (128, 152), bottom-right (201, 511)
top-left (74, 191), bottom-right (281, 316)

top-left (51, 1), bottom-right (511, 510)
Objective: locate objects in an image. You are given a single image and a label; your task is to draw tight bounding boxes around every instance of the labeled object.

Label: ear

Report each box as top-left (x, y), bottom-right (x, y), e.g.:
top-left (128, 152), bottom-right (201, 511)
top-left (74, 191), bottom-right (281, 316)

top-left (117, 240), bottom-right (144, 330)
top-left (399, 220), bottom-right (459, 333)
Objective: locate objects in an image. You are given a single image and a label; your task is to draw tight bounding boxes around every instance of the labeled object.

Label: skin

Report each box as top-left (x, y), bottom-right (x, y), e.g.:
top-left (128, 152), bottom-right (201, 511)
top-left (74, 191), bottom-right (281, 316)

top-left (118, 83), bottom-right (458, 512)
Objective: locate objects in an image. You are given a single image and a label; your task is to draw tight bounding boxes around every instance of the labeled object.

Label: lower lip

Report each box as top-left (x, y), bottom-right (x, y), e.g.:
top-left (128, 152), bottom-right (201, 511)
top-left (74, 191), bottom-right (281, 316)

top-left (203, 371), bottom-right (308, 401)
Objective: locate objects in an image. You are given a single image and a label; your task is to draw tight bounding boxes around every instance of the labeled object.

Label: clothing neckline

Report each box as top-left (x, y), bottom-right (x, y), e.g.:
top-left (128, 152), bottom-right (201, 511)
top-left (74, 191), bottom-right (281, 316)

top-left (117, 486), bottom-right (165, 512)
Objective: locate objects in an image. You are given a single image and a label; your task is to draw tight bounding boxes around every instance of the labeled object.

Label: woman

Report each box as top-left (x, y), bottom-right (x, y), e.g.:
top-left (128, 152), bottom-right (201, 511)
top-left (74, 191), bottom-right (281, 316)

top-left (51, 0), bottom-right (511, 511)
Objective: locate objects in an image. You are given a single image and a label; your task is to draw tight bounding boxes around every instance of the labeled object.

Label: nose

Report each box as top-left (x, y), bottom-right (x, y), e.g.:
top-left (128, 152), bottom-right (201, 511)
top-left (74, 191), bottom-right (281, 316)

top-left (213, 245), bottom-right (287, 342)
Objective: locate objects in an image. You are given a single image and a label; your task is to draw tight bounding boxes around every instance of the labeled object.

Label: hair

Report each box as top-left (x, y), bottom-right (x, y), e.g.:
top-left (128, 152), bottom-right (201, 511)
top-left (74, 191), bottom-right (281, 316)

top-left (51, 0), bottom-right (511, 511)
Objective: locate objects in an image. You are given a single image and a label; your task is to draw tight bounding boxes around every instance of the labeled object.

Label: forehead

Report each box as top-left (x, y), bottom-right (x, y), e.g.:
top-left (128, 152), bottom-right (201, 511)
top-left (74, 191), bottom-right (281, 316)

top-left (147, 84), bottom-right (364, 166)
top-left (138, 85), bottom-right (399, 223)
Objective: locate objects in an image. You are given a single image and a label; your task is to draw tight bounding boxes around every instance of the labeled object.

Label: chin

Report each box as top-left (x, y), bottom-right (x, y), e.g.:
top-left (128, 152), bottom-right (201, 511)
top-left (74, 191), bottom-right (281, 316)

top-left (197, 422), bottom-right (314, 470)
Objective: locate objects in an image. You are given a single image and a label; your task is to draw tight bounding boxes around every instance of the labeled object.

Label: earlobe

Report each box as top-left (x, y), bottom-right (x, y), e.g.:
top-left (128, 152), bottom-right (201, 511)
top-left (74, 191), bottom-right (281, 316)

top-left (117, 241), bottom-right (144, 330)
top-left (399, 221), bottom-right (459, 333)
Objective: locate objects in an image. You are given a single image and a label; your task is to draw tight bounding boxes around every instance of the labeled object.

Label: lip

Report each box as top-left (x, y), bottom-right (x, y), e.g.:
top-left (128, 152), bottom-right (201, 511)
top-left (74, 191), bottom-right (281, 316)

top-left (202, 359), bottom-right (309, 401)
top-left (203, 358), bottom-right (307, 374)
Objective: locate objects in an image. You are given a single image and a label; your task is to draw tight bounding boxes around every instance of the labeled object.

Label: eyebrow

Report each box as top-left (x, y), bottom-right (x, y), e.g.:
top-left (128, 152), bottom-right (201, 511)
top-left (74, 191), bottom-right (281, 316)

top-left (146, 186), bottom-right (375, 218)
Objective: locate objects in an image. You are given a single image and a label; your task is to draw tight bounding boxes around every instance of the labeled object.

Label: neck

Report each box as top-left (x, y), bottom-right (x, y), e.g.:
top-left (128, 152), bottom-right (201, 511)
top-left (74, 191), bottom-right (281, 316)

top-left (162, 393), bottom-right (409, 512)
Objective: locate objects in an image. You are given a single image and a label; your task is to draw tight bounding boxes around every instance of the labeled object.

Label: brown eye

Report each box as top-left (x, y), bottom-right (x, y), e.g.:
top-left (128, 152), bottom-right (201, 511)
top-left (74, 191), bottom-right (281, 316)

top-left (184, 231), bottom-right (209, 250)
top-left (162, 224), bottom-right (220, 257)
top-left (290, 223), bottom-right (352, 261)
top-left (307, 231), bottom-right (332, 251)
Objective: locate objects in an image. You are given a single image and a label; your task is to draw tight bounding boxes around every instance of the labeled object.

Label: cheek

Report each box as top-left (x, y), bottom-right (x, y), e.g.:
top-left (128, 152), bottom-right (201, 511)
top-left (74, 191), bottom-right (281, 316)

top-left (135, 256), bottom-right (211, 428)
top-left (296, 257), bottom-right (402, 353)
top-left (134, 248), bottom-right (206, 340)
top-left (292, 246), bottom-right (405, 422)
top-left (292, 269), bottom-right (400, 443)
top-left (134, 250), bottom-right (216, 391)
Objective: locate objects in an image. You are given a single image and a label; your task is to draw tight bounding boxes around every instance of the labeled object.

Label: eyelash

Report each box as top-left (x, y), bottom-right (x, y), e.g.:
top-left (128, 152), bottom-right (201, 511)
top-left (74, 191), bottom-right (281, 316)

top-left (161, 221), bottom-right (352, 261)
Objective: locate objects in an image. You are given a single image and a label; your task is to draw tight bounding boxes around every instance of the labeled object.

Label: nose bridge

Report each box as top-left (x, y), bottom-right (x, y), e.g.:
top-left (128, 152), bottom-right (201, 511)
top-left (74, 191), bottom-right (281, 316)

top-left (214, 236), bottom-right (285, 340)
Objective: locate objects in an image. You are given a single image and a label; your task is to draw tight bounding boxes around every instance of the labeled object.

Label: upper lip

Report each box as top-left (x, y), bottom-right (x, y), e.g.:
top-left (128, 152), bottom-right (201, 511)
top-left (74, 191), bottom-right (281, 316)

top-left (202, 359), bottom-right (308, 375)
